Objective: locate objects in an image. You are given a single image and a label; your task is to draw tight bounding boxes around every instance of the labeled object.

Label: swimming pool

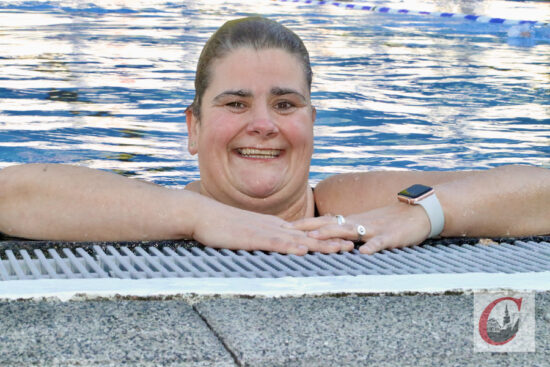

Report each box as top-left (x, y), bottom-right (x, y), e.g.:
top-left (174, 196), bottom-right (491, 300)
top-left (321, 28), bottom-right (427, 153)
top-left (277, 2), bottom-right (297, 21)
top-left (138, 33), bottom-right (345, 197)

top-left (0, 0), bottom-right (548, 187)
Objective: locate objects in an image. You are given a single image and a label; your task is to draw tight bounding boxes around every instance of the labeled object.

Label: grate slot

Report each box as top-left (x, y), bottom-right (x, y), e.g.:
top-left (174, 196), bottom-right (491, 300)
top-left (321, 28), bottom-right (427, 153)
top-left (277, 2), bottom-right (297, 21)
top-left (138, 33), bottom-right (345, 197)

top-left (203, 248), bottom-right (252, 277)
top-left (232, 251), bottom-right (284, 278)
top-left (363, 252), bottom-right (411, 275)
top-left (300, 254), bottom-right (349, 276)
top-left (320, 252), bottom-right (375, 275)
top-left (134, 247), bottom-right (178, 277)
top-left (270, 253), bottom-right (320, 276)
top-left (34, 250), bottom-right (61, 279)
top-left (6, 250), bottom-right (28, 280)
top-left (379, 249), bottom-right (436, 274)
top-left (176, 248), bottom-right (229, 277)
top-left (20, 250), bottom-right (43, 279)
top-left (164, 247), bottom-right (213, 277)
top-left (119, 247), bottom-right (161, 278)
top-left (341, 251), bottom-right (393, 275)
top-left (62, 248), bottom-right (94, 278)
top-left (93, 246), bottom-right (131, 278)
top-left (75, 248), bottom-right (109, 277)
top-left (0, 259), bottom-right (11, 280)
top-left (224, 250), bottom-right (272, 276)
top-left (108, 246), bottom-right (149, 279)
top-left (254, 252), bottom-right (306, 277)
top-left (148, 247), bottom-right (194, 277)
top-left (172, 248), bottom-right (224, 278)
top-left (48, 249), bottom-right (76, 279)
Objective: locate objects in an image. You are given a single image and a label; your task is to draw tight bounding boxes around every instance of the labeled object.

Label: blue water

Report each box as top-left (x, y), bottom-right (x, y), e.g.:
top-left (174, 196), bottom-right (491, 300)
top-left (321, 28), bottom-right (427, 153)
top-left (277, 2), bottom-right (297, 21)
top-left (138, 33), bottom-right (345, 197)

top-left (0, 0), bottom-right (549, 187)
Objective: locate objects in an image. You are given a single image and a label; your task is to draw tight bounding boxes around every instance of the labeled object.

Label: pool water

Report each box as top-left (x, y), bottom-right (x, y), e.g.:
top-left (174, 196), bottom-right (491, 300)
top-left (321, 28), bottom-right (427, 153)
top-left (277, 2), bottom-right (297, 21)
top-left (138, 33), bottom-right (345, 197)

top-left (0, 0), bottom-right (549, 187)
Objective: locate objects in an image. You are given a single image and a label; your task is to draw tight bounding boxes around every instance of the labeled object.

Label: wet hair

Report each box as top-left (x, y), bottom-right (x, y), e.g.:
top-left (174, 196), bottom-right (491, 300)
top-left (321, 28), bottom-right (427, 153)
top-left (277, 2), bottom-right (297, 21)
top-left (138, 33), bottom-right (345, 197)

top-left (189, 16), bottom-right (312, 119)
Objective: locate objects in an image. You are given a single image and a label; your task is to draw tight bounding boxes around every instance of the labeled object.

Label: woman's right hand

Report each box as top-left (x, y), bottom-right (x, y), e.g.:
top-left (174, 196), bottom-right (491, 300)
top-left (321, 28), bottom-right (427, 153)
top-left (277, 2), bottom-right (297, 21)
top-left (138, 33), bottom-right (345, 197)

top-left (189, 196), bottom-right (354, 255)
top-left (0, 164), bottom-right (352, 254)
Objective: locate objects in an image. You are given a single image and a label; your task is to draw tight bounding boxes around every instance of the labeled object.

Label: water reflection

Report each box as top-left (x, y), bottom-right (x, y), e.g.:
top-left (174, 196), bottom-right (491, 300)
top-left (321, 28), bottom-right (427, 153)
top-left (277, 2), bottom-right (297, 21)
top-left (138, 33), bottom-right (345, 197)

top-left (0, 0), bottom-right (548, 186)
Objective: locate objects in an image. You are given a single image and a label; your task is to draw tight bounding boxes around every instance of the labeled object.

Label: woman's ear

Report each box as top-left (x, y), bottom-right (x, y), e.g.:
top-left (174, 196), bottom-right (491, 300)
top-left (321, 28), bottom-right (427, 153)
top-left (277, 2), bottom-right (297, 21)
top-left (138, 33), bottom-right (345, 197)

top-left (185, 107), bottom-right (199, 155)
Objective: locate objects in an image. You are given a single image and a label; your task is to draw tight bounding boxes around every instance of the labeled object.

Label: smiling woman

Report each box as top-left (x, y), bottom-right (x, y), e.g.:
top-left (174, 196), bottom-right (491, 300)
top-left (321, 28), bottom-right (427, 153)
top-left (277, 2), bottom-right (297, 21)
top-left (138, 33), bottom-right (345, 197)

top-left (0, 16), bottom-right (549, 255)
top-left (185, 47), bottom-right (315, 217)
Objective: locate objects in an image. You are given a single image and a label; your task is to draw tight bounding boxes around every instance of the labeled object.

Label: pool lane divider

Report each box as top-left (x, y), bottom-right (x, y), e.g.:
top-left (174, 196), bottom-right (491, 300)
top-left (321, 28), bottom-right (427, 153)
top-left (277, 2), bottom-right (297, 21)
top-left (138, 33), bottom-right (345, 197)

top-left (271, 0), bottom-right (549, 27)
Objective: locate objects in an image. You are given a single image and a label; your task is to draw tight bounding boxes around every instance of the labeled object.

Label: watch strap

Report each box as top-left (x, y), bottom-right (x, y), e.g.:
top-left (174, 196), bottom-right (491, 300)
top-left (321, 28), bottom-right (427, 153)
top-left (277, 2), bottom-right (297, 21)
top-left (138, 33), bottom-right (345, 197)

top-left (417, 193), bottom-right (445, 238)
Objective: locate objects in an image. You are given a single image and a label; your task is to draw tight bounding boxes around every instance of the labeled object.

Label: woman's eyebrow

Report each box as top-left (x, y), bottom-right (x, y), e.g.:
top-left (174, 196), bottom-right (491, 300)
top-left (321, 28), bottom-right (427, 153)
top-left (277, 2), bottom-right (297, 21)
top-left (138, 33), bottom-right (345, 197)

top-left (212, 88), bottom-right (307, 103)
top-left (271, 87), bottom-right (306, 102)
top-left (213, 89), bottom-right (252, 102)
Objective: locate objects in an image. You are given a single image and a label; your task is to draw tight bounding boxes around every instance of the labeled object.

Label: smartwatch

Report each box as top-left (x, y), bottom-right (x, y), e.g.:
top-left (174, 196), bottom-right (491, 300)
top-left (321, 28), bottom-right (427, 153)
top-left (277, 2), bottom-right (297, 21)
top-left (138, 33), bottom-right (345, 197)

top-left (397, 184), bottom-right (445, 238)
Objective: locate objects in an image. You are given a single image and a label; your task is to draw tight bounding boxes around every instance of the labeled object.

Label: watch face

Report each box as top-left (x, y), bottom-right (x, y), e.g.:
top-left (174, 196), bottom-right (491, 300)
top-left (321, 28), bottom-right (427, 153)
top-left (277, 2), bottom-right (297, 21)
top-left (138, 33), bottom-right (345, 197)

top-left (398, 184), bottom-right (432, 199)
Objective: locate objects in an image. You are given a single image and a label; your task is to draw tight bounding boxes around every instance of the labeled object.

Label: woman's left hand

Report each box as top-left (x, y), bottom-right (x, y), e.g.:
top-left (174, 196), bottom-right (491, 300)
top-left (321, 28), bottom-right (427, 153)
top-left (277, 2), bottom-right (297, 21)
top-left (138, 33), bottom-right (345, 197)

top-left (286, 203), bottom-right (433, 254)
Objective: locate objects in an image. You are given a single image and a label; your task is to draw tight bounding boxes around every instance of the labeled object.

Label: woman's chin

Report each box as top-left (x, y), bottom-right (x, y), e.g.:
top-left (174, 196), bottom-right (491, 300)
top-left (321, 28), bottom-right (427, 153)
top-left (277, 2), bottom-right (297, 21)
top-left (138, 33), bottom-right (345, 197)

top-left (237, 179), bottom-right (282, 200)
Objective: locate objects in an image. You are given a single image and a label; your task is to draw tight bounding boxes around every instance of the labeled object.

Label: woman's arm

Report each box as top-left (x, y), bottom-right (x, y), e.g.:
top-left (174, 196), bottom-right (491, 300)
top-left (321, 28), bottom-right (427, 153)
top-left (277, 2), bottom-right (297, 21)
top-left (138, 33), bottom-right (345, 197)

top-left (0, 164), bottom-right (351, 254)
top-left (290, 165), bottom-right (550, 253)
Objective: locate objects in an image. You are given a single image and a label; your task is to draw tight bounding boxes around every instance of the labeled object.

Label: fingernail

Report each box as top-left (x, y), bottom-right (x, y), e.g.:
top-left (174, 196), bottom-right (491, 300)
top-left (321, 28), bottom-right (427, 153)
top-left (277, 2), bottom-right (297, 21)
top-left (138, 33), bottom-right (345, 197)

top-left (281, 223), bottom-right (293, 229)
top-left (329, 241), bottom-right (341, 247)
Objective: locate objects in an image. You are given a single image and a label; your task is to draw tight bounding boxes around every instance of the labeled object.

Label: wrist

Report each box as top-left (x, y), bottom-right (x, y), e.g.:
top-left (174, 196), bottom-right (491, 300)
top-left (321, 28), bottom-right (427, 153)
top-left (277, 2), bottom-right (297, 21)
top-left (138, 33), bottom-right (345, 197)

top-left (397, 184), bottom-right (445, 238)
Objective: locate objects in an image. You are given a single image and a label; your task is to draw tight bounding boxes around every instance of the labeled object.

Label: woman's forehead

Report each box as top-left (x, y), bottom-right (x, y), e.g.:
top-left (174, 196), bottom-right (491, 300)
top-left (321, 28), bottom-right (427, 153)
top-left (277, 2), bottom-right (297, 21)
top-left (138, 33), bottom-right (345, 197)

top-left (206, 47), bottom-right (309, 96)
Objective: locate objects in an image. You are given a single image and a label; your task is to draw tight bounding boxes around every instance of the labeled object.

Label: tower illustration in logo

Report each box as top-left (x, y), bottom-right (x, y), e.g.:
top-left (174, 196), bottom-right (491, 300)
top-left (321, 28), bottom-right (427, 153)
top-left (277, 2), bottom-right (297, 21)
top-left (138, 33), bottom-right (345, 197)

top-left (479, 297), bottom-right (522, 345)
top-left (486, 304), bottom-right (520, 343)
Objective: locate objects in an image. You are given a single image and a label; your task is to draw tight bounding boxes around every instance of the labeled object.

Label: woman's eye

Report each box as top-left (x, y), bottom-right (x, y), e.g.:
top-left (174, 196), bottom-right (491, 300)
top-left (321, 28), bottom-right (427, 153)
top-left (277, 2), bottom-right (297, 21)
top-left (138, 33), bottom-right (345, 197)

top-left (226, 101), bottom-right (246, 109)
top-left (274, 101), bottom-right (295, 111)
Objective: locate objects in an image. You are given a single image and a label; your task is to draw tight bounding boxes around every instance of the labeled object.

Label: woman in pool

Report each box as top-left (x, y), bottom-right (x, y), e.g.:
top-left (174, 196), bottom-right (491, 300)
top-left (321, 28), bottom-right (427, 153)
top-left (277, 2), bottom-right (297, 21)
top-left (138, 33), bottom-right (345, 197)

top-left (0, 17), bottom-right (548, 255)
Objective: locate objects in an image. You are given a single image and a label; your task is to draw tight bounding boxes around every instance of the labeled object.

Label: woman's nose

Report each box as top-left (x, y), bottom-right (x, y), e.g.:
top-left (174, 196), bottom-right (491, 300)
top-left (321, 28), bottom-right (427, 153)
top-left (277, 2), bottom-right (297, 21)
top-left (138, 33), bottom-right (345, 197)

top-left (246, 106), bottom-right (279, 138)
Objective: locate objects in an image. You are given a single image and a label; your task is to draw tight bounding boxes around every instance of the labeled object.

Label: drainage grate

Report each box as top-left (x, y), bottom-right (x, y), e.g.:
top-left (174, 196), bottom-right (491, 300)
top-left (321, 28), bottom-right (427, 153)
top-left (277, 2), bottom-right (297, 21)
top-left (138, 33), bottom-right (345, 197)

top-left (0, 240), bottom-right (549, 281)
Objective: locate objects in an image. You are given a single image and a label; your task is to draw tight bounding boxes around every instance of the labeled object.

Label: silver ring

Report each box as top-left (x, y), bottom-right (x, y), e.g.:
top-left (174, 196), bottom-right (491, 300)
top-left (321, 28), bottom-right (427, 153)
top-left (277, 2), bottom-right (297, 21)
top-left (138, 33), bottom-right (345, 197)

top-left (335, 215), bottom-right (346, 226)
top-left (356, 224), bottom-right (366, 241)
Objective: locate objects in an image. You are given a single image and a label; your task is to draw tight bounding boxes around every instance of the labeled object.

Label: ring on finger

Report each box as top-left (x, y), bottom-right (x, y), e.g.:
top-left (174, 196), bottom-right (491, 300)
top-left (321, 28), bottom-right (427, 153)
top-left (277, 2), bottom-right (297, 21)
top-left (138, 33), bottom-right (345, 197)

top-left (356, 224), bottom-right (367, 241)
top-left (335, 215), bottom-right (346, 226)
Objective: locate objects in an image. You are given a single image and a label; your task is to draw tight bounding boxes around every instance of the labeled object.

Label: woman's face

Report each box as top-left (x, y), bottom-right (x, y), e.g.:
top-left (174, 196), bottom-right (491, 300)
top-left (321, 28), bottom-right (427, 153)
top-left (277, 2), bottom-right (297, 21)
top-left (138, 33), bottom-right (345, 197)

top-left (186, 47), bottom-right (315, 211)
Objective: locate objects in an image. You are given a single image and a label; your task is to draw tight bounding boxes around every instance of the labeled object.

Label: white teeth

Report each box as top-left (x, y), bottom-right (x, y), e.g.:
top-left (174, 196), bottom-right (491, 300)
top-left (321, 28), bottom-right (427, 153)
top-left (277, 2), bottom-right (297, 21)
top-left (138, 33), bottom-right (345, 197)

top-left (237, 148), bottom-right (281, 158)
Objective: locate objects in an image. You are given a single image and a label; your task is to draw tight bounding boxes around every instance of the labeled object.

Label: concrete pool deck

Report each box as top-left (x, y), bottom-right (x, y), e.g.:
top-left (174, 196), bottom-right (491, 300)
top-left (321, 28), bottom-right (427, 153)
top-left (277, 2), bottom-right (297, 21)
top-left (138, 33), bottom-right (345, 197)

top-left (1, 294), bottom-right (550, 366)
top-left (1, 239), bottom-right (549, 366)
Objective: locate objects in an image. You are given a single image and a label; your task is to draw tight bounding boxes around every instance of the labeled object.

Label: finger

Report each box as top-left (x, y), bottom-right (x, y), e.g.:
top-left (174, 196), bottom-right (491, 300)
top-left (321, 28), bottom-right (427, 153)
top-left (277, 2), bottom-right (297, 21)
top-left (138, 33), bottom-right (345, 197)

top-left (307, 223), bottom-right (373, 242)
top-left (306, 238), bottom-right (355, 253)
top-left (254, 233), bottom-right (345, 255)
top-left (283, 215), bottom-right (335, 231)
top-left (334, 239), bottom-right (355, 252)
top-left (358, 236), bottom-right (387, 255)
top-left (292, 233), bottom-right (356, 254)
top-left (250, 235), bottom-right (310, 256)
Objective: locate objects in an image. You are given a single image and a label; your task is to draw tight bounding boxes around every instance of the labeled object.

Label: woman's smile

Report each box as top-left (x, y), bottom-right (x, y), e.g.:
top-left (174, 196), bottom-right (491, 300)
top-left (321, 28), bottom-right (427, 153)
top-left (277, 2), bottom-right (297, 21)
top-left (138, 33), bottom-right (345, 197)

top-left (235, 148), bottom-right (283, 159)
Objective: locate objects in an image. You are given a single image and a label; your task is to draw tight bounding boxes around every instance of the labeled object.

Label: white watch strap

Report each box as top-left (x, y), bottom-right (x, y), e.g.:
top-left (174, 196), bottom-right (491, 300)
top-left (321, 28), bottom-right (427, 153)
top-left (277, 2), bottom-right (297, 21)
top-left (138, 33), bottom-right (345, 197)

top-left (417, 193), bottom-right (445, 238)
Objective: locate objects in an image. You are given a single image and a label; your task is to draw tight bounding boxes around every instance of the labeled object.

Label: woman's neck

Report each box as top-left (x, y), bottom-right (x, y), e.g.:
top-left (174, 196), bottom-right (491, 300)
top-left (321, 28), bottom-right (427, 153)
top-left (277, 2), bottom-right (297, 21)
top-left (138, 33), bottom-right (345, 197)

top-left (184, 180), bottom-right (315, 221)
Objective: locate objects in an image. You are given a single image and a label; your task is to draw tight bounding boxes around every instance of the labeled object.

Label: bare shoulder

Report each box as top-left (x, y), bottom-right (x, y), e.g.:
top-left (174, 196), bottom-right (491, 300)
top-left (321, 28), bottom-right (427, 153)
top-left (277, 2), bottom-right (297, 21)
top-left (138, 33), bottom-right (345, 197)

top-left (313, 170), bottom-right (475, 216)
top-left (185, 180), bottom-right (201, 193)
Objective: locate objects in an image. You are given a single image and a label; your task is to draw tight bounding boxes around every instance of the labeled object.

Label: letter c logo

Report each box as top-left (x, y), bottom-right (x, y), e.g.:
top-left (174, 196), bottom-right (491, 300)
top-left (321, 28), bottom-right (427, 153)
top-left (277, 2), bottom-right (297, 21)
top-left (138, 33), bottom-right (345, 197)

top-left (479, 297), bottom-right (522, 345)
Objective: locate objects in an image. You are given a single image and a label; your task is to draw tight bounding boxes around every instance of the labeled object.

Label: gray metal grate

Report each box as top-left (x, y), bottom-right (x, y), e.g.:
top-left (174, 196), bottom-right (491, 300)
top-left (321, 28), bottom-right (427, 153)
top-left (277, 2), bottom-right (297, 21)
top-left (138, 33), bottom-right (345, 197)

top-left (0, 240), bottom-right (549, 281)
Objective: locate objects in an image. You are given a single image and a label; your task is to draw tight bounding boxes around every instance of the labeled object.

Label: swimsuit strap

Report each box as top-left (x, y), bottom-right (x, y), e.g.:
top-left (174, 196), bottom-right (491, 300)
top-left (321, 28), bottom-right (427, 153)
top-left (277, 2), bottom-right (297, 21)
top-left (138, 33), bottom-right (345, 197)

top-left (312, 187), bottom-right (320, 217)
